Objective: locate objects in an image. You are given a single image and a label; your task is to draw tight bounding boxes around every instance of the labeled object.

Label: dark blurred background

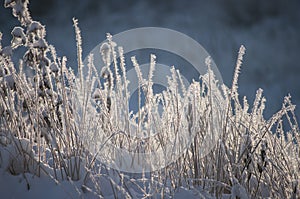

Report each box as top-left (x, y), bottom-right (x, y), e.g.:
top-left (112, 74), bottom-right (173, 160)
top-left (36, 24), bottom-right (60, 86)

top-left (1, 0), bottom-right (300, 119)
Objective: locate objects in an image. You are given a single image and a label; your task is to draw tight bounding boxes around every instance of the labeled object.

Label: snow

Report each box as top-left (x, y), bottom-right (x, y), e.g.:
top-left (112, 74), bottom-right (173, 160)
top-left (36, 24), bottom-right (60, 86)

top-left (11, 26), bottom-right (26, 47)
top-left (11, 26), bottom-right (25, 38)
top-left (3, 74), bottom-right (15, 90)
top-left (27, 21), bottom-right (44, 34)
top-left (0, 46), bottom-right (13, 57)
top-left (0, 167), bottom-right (87, 199)
top-left (33, 38), bottom-right (48, 49)
top-left (231, 184), bottom-right (249, 199)
top-left (50, 62), bottom-right (59, 73)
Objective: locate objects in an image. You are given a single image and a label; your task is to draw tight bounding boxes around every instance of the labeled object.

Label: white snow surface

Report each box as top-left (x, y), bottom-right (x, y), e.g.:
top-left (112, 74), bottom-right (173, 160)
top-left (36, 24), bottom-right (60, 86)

top-left (0, 168), bottom-right (85, 199)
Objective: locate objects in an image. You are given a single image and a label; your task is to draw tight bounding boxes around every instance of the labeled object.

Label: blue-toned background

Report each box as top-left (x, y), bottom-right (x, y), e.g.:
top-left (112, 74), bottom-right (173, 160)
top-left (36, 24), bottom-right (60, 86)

top-left (1, 0), bottom-right (300, 119)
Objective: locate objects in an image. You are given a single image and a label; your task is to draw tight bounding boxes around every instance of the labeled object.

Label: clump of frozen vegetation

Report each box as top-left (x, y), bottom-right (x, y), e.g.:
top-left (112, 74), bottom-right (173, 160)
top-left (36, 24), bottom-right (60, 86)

top-left (0, 0), bottom-right (299, 198)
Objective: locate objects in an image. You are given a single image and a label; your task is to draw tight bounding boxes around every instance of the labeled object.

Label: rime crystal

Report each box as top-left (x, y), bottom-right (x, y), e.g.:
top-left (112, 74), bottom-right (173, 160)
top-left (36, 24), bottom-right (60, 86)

top-left (100, 42), bottom-right (111, 66)
top-left (231, 45), bottom-right (246, 98)
top-left (6, 0), bottom-right (32, 26)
